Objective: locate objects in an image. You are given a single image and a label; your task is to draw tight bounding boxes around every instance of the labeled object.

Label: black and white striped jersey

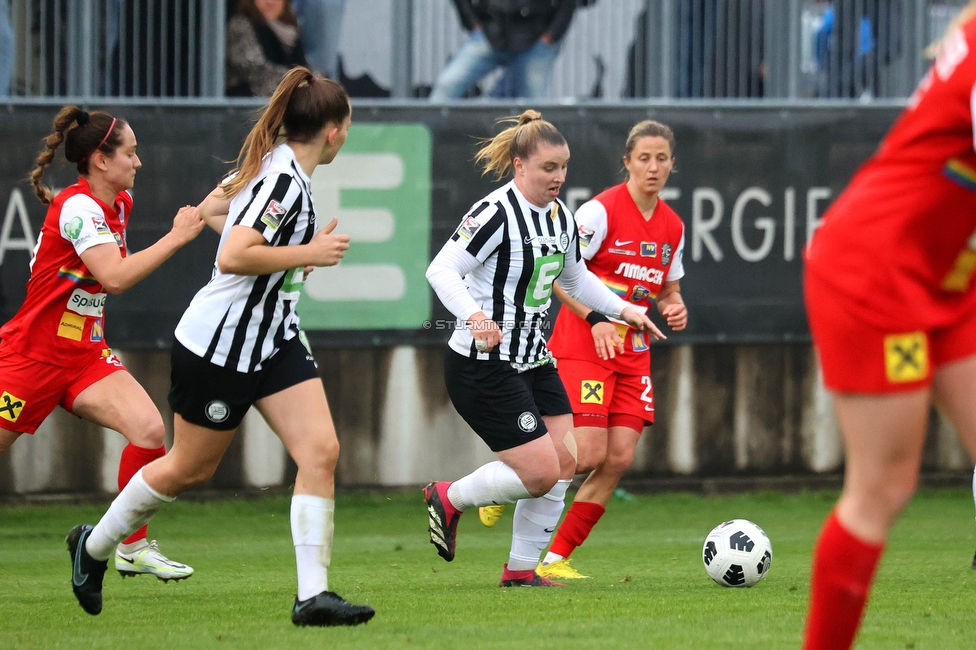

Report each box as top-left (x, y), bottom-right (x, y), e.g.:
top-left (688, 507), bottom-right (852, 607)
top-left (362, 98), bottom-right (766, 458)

top-left (444, 181), bottom-right (581, 364)
top-left (175, 144), bottom-right (315, 372)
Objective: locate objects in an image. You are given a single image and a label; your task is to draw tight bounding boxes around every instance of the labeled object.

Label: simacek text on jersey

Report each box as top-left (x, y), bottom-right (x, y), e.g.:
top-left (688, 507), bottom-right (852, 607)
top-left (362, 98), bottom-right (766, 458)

top-left (422, 318), bottom-right (554, 331)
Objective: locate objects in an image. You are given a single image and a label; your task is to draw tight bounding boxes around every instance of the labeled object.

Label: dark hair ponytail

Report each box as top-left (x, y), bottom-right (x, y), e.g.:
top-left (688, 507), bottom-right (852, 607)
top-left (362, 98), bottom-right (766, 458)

top-left (29, 105), bottom-right (126, 204)
top-left (224, 67), bottom-right (351, 198)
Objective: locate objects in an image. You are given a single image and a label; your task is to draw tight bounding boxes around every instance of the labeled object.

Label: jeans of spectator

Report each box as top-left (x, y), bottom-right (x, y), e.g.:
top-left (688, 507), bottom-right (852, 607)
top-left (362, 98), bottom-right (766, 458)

top-left (0, 0), bottom-right (13, 96)
top-left (430, 29), bottom-right (560, 100)
top-left (293, 0), bottom-right (346, 79)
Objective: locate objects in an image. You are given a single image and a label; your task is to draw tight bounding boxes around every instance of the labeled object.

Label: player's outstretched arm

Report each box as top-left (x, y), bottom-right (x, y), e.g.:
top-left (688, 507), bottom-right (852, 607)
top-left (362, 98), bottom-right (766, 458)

top-left (81, 205), bottom-right (205, 294)
top-left (197, 186), bottom-right (230, 234)
top-left (217, 217), bottom-right (349, 275)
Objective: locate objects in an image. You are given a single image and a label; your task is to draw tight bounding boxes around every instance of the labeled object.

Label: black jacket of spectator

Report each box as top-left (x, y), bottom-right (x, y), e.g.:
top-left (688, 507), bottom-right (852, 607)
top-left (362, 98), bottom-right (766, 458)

top-left (452, 0), bottom-right (577, 53)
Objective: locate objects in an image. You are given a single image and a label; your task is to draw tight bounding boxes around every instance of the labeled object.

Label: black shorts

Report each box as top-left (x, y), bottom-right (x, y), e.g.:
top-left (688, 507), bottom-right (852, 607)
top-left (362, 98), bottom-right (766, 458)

top-left (444, 349), bottom-right (572, 452)
top-left (168, 335), bottom-right (319, 431)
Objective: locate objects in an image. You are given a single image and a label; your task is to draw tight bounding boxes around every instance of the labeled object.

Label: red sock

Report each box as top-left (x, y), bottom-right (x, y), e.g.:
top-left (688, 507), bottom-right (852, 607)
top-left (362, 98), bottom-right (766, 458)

top-left (549, 501), bottom-right (606, 558)
top-left (803, 510), bottom-right (884, 650)
top-left (118, 443), bottom-right (165, 545)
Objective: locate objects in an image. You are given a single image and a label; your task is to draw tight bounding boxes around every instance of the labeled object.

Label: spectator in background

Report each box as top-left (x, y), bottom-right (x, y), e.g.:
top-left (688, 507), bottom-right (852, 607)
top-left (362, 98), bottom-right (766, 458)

top-left (226, 0), bottom-right (311, 97)
top-left (814, 0), bottom-right (903, 99)
top-left (430, 0), bottom-right (577, 100)
top-left (292, 0), bottom-right (345, 81)
top-left (0, 0), bottom-right (13, 96)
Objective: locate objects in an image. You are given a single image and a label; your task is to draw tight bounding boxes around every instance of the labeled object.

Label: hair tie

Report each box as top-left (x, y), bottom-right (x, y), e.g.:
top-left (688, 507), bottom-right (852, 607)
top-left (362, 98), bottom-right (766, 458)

top-left (76, 110), bottom-right (90, 126)
top-left (81, 117), bottom-right (117, 163)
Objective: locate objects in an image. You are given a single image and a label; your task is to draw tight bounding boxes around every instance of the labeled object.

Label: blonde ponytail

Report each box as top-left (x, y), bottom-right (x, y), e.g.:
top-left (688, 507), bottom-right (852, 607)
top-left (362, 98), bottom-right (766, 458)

top-left (474, 110), bottom-right (566, 181)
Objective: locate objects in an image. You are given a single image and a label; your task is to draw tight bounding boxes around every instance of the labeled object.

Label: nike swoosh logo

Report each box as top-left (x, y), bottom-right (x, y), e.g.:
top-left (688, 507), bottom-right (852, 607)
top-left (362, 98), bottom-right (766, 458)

top-left (544, 527), bottom-right (555, 533)
top-left (72, 529), bottom-right (89, 586)
top-left (614, 240), bottom-right (633, 246)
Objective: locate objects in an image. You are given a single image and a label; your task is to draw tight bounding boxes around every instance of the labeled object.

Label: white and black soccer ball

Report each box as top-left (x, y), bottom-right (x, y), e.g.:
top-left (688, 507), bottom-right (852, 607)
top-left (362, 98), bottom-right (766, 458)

top-left (702, 519), bottom-right (772, 588)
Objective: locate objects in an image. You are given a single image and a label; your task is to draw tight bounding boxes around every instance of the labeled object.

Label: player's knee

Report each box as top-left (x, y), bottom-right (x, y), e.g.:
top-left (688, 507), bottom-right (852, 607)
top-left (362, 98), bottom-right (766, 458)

top-left (604, 447), bottom-right (636, 477)
top-left (123, 413), bottom-right (166, 448)
top-left (523, 467), bottom-right (559, 497)
top-left (575, 440), bottom-right (607, 474)
top-left (296, 438), bottom-right (339, 476)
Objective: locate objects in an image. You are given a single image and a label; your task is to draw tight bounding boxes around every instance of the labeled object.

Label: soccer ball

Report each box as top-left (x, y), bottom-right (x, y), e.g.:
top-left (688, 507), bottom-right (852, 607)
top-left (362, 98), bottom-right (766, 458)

top-left (702, 519), bottom-right (772, 588)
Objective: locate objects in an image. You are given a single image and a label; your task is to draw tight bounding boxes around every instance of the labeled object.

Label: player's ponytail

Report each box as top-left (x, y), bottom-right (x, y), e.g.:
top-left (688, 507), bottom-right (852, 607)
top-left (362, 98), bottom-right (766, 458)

top-left (29, 105), bottom-right (125, 205)
top-left (474, 110), bottom-right (566, 181)
top-left (224, 67), bottom-right (350, 198)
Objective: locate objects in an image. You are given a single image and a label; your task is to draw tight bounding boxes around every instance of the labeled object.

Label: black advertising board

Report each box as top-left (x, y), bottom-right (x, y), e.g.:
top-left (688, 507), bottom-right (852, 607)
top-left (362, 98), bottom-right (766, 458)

top-left (0, 102), bottom-right (899, 347)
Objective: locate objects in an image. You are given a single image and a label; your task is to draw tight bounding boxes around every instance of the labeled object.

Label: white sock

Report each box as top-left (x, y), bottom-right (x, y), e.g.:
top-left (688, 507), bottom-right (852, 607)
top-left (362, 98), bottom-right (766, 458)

top-left (86, 468), bottom-right (174, 560)
top-left (447, 460), bottom-right (532, 511)
top-left (542, 551), bottom-right (566, 565)
top-left (508, 479), bottom-right (571, 571)
top-left (291, 494), bottom-right (334, 601)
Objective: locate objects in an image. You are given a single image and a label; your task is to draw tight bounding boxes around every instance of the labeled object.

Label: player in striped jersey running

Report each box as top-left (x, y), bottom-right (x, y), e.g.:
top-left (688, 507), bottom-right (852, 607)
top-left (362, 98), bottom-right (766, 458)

top-left (67, 68), bottom-right (374, 626)
top-left (424, 110), bottom-right (662, 587)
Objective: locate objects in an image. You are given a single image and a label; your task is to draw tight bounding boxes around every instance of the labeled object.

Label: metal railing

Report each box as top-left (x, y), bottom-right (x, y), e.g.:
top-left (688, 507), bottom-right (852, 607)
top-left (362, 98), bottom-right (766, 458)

top-left (1, 0), bottom-right (971, 101)
top-left (6, 0), bottom-right (223, 98)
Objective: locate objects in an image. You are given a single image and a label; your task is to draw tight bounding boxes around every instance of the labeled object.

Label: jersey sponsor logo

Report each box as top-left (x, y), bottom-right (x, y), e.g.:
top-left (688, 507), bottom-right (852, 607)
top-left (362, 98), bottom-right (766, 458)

top-left (942, 228), bottom-right (976, 291)
top-left (614, 262), bottom-right (664, 284)
top-left (662, 243), bottom-right (673, 266)
top-left (101, 348), bottom-right (123, 367)
top-left (608, 248), bottom-right (636, 256)
top-left (113, 232), bottom-right (123, 247)
top-left (614, 239), bottom-right (633, 246)
top-left (456, 216), bottom-right (481, 240)
top-left (63, 216), bottom-right (84, 240)
top-left (260, 200), bottom-right (287, 230)
top-left (884, 332), bottom-right (928, 383)
top-left (67, 288), bottom-right (108, 317)
top-left (581, 380), bottom-right (604, 405)
top-left (523, 234), bottom-right (569, 252)
top-left (632, 331), bottom-right (649, 352)
top-left (206, 400), bottom-right (230, 424)
top-left (640, 242), bottom-right (657, 257)
top-left (578, 225), bottom-right (595, 246)
top-left (57, 311), bottom-right (86, 341)
top-left (90, 317), bottom-right (104, 342)
top-left (0, 391), bottom-right (26, 423)
top-left (631, 285), bottom-right (651, 302)
top-left (517, 411), bottom-right (538, 433)
top-left (524, 253), bottom-right (564, 309)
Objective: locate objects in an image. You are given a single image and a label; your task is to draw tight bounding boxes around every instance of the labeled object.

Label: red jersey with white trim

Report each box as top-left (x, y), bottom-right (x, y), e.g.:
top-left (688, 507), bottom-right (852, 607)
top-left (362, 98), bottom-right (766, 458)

top-left (548, 183), bottom-right (685, 375)
top-left (806, 17), bottom-right (976, 330)
top-left (0, 178), bottom-right (129, 367)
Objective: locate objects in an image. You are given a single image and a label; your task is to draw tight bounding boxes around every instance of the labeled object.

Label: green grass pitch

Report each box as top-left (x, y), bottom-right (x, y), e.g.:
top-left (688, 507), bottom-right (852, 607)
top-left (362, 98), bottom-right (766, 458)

top-left (1, 488), bottom-right (975, 649)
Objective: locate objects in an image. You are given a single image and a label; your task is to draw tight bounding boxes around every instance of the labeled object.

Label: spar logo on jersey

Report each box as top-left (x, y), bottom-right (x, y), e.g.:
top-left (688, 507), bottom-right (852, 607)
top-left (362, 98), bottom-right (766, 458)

top-left (456, 216), bottom-right (481, 240)
top-left (261, 200), bottom-right (287, 230)
top-left (578, 225), bottom-right (595, 247)
top-left (640, 242), bottom-right (657, 257)
top-left (614, 262), bottom-right (664, 284)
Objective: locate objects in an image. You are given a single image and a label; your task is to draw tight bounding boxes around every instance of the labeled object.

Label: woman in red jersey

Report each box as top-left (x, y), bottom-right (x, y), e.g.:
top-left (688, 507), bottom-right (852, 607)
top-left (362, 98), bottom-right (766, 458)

top-left (482, 120), bottom-right (687, 580)
top-left (0, 106), bottom-right (205, 581)
top-left (803, 3), bottom-right (976, 648)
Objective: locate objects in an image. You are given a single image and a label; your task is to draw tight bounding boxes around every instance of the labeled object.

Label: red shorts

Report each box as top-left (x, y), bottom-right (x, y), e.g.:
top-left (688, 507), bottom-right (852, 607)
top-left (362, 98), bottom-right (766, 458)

top-left (0, 342), bottom-right (126, 433)
top-left (805, 273), bottom-right (976, 393)
top-left (556, 358), bottom-right (653, 431)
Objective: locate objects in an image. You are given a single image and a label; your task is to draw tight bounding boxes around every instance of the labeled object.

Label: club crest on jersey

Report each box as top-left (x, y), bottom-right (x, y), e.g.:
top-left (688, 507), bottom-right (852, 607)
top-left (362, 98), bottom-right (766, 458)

top-left (662, 243), bottom-right (673, 266)
top-left (640, 242), bottom-right (657, 257)
top-left (457, 216), bottom-right (481, 240)
top-left (578, 225), bottom-right (594, 246)
top-left (261, 200), bottom-right (287, 229)
top-left (206, 400), bottom-right (230, 424)
top-left (631, 285), bottom-right (651, 302)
